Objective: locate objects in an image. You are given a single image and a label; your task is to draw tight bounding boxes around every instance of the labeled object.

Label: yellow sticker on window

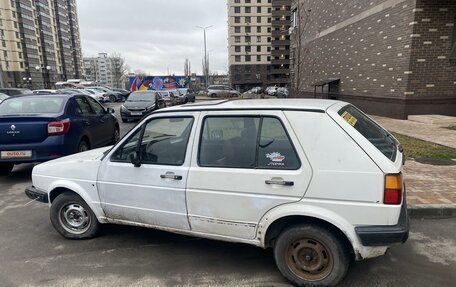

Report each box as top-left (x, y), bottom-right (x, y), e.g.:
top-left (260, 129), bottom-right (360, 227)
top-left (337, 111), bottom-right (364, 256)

top-left (341, 111), bottom-right (358, 127)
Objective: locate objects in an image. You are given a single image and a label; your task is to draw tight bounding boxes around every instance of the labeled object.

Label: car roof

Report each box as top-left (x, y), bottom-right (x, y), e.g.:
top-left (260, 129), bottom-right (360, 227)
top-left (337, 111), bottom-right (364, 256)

top-left (161, 99), bottom-right (345, 113)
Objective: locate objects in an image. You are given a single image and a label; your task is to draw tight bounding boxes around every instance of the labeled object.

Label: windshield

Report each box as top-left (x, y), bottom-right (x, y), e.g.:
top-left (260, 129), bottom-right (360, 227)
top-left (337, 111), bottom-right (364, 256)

top-left (127, 92), bottom-right (156, 102)
top-left (0, 96), bottom-right (65, 114)
top-left (338, 105), bottom-right (397, 161)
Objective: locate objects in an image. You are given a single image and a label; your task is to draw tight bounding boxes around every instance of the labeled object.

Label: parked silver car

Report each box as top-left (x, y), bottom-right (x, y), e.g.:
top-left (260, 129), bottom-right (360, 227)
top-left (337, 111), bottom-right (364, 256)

top-left (207, 85), bottom-right (240, 98)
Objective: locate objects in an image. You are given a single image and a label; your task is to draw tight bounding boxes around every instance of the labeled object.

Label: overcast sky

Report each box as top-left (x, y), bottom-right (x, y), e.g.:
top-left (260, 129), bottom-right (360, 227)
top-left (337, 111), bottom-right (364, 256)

top-left (76, 0), bottom-right (228, 76)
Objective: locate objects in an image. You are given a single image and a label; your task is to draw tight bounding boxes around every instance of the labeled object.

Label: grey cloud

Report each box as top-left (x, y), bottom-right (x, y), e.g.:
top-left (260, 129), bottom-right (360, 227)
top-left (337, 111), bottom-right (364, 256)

top-left (76, 0), bottom-right (228, 75)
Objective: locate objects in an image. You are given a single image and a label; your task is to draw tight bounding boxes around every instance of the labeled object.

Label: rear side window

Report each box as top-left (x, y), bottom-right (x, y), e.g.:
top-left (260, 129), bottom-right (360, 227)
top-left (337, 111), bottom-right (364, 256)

top-left (0, 97), bottom-right (65, 114)
top-left (199, 116), bottom-right (300, 170)
top-left (338, 105), bottom-right (397, 161)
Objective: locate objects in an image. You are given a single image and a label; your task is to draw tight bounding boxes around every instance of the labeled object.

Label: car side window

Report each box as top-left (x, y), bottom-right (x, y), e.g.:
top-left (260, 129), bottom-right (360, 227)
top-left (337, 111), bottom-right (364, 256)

top-left (199, 116), bottom-right (300, 170)
top-left (199, 117), bottom-right (260, 168)
top-left (257, 117), bottom-right (300, 170)
top-left (75, 97), bottom-right (93, 116)
top-left (111, 117), bottom-right (194, 166)
top-left (86, 97), bottom-right (106, 116)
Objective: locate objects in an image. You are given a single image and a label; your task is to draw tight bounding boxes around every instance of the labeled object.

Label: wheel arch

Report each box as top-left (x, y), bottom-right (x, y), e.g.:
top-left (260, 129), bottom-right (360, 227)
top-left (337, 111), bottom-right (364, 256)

top-left (259, 204), bottom-right (359, 258)
top-left (48, 180), bottom-right (106, 222)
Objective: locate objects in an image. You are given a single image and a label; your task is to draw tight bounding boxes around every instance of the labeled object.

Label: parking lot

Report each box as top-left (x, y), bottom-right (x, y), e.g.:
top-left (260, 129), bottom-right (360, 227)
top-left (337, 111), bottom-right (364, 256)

top-left (0, 102), bottom-right (455, 287)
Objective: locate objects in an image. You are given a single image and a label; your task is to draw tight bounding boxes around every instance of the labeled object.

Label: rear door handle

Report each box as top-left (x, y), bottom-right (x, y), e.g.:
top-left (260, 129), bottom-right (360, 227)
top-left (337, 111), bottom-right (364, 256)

top-left (265, 180), bottom-right (294, 186)
top-left (160, 173), bottom-right (183, 180)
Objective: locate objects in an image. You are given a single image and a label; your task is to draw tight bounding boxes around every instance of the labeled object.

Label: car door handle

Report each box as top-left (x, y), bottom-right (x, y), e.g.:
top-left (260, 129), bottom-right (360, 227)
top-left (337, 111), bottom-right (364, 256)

top-left (265, 180), bottom-right (294, 186)
top-left (160, 174), bottom-right (183, 180)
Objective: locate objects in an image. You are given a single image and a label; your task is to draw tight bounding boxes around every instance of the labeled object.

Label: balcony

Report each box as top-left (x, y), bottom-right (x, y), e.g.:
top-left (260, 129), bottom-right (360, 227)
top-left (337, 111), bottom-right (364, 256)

top-left (272, 29), bottom-right (288, 36)
top-left (272, 0), bottom-right (292, 7)
top-left (272, 10), bottom-right (291, 17)
top-left (271, 20), bottom-right (290, 27)
top-left (271, 40), bottom-right (290, 46)
top-left (271, 49), bottom-right (290, 56)
top-left (271, 58), bottom-right (290, 65)
top-left (269, 68), bottom-right (290, 75)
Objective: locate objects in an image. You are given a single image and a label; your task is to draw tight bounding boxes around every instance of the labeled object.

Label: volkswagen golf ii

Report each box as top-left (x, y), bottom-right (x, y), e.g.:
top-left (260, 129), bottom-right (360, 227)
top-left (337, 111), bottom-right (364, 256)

top-left (25, 99), bottom-right (408, 286)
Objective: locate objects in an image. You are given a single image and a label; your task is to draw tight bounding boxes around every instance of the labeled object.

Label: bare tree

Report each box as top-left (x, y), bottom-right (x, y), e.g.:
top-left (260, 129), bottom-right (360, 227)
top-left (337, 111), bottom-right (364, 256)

top-left (290, 0), bottom-right (312, 92)
top-left (111, 52), bottom-right (128, 88)
top-left (184, 58), bottom-right (191, 77)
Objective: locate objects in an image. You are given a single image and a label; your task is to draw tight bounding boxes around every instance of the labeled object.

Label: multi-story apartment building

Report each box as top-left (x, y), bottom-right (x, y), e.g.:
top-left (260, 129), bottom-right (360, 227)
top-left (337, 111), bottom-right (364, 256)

top-left (290, 0), bottom-right (456, 119)
top-left (228, 0), bottom-right (291, 92)
top-left (83, 53), bottom-right (123, 88)
top-left (0, 0), bottom-right (83, 89)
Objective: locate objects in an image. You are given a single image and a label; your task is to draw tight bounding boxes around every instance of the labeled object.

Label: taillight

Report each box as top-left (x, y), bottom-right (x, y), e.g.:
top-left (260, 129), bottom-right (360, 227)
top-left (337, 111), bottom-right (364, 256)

top-left (48, 119), bottom-right (71, 136)
top-left (384, 173), bottom-right (403, 205)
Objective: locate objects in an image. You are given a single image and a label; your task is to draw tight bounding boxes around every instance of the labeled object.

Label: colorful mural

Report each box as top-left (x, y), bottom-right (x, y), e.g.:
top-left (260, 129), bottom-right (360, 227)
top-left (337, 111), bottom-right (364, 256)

top-left (129, 75), bottom-right (190, 91)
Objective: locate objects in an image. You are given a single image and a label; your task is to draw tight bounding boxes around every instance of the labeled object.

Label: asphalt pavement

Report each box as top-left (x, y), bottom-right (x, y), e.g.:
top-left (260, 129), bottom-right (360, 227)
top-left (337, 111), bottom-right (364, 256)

top-left (0, 103), bottom-right (455, 286)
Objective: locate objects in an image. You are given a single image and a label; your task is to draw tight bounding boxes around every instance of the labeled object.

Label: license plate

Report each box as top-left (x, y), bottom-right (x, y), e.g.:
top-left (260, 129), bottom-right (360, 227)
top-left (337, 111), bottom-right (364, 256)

top-left (131, 112), bottom-right (143, 116)
top-left (1, 150), bottom-right (32, 159)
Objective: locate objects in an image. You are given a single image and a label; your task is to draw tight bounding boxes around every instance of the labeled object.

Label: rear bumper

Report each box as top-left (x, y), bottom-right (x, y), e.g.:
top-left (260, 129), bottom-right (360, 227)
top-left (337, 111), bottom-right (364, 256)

top-left (355, 198), bottom-right (409, 246)
top-left (25, 186), bottom-right (49, 203)
top-left (0, 135), bottom-right (72, 164)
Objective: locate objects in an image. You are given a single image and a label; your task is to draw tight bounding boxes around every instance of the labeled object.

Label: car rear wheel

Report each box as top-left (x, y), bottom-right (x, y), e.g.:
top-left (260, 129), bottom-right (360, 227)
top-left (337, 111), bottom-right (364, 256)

top-left (50, 192), bottom-right (100, 239)
top-left (109, 95), bottom-right (116, 103)
top-left (210, 93), bottom-right (217, 98)
top-left (78, 139), bottom-right (90, 153)
top-left (274, 224), bottom-right (349, 287)
top-left (0, 164), bottom-right (14, 176)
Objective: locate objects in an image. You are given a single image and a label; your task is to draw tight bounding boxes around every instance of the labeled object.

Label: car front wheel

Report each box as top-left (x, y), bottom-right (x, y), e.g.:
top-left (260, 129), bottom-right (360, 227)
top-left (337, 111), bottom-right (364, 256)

top-left (50, 192), bottom-right (100, 239)
top-left (78, 139), bottom-right (90, 153)
top-left (0, 163), bottom-right (14, 176)
top-left (274, 224), bottom-right (349, 287)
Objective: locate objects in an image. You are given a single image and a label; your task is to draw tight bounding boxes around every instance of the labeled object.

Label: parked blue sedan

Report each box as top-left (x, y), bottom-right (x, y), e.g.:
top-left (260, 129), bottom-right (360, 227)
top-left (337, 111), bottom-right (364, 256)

top-left (0, 94), bottom-right (119, 175)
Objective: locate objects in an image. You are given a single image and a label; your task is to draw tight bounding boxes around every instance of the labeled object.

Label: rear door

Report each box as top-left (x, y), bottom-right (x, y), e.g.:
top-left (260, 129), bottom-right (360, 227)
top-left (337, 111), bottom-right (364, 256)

top-left (186, 110), bottom-right (312, 239)
top-left (86, 96), bottom-right (114, 146)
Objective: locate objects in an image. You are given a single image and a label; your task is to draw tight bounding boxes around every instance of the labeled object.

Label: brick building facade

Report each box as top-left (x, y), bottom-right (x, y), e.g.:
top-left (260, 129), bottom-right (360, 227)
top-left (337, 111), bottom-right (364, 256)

top-left (291, 0), bottom-right (456, 119)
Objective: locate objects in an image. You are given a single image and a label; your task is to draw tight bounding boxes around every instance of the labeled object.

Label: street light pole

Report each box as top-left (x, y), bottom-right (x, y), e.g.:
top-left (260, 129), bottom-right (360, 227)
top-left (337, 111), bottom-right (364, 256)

top-left (196, 25), bottom-right (213, 90)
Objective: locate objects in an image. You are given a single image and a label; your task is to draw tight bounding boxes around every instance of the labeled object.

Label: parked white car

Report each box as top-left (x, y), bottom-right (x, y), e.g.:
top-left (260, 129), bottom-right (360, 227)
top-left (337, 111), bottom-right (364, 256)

top-left (25, 99), bottom-right (408, 286)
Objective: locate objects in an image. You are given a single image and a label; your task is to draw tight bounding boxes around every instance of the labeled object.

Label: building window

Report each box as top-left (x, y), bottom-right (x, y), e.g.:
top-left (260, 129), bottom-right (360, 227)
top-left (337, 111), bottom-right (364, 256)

top-left (235, 46), bottom-right (241, 52)
top-left (245, 26), bottom-right (251, 33)
top-left (2, 40), bottom-right (5, 48)
top-left (245, 55), bottom-right (251, 62)
top-left (245, 7), bottom-right (251, 13)
top-left (267, 37), bottom-right (271, 42)
top-left (235, 17), bottom-right (240, 23)
top-left (235, 0), bottom-right (240, 2)
top-left (257, 36), bottom-right (261, 42)
top-left (245, 36), bottom-right (251, 42)
top-left (235, 26), bottom-right (241, 33)
top-left (257, 46), bottom-right (261, 52)
top-left (257, 16), bottom-right (261, 23)
top-left (267, 47), bottom-right (271, 52)
top-left (17, 42), bottom-right (20, 48)
top-left (267, 18), bottom-right (271, 23)
top-left (246, 46), bottom-right (251, 52)
top-left (246, 0), bottom-right (251, 3)
top-left (235, 55), bottom-right (241, 62)
top-left (257, 7), bottom-right (261, 13)
top-left (235, 36), bottom-right (241, 43)
top-left (257, 55), bottom-right (261, 62)
top-left (257, 26), bottom-right (261, 33)
top-left (245, 16), bottom-right (251, 23)
top-left (234, 7), bottom-right (240, 13)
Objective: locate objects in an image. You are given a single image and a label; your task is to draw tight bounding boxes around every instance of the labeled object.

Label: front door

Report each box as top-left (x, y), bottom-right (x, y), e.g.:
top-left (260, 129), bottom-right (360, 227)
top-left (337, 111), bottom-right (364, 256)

top-left (97, 113), bottom-right (198, 230)
top-left (186, 111), bottom-right (312, 239)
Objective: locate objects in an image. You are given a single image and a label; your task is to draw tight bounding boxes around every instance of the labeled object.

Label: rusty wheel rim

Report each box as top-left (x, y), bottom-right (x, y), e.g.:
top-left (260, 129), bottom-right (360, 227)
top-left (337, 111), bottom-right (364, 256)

top-left (285, 237), bottom-right (334, 281)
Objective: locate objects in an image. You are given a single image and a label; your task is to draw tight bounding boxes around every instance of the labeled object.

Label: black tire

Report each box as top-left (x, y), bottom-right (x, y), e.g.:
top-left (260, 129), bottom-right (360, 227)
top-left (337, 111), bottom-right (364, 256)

top-left (274, 224), bottom-right (349, 287)
top-left (50, 192), bottom-right (100, 239)
top-left (112, 126), bottom-right (120, 144)
top-left (0, 163), bottom-right (14, 176)
top-left (78, 139), bottom-right (90, 153)
top-left (109, 95), bottom-right (116, 103)
top-left (210, 93), bottom-right (217, 98)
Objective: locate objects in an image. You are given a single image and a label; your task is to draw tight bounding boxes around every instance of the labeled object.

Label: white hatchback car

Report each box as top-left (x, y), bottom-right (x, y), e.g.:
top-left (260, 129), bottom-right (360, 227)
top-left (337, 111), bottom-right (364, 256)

top-left (26, 99), bottom-right (408, 286)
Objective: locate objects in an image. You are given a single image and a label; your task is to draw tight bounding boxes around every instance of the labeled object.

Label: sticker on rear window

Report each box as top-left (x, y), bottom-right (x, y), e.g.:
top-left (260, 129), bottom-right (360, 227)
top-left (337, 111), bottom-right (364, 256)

top-left (341, 111), bottom-right (358, 127)
top-left (266, 152), bottom-right (285, 166)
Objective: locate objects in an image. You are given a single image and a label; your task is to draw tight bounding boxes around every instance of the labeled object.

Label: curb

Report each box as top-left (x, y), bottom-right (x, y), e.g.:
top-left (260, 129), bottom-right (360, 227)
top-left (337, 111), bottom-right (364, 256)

top-left (407, 204), bottom-right (456, 219)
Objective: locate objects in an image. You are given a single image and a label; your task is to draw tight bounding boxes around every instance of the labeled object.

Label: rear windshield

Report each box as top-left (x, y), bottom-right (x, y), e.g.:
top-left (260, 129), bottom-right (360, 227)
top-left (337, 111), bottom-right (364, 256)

top-left (338, 105), bottom-right (397, 161)
top-left (0, 97), bottom-right (66, 114)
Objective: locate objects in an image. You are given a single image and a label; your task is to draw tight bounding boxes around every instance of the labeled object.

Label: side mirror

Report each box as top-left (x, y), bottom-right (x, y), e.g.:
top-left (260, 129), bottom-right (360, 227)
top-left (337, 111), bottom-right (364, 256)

top-left (129, 152), bottom-right (141, 167)
top-left (107, 108), bottom-right (115, 114)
